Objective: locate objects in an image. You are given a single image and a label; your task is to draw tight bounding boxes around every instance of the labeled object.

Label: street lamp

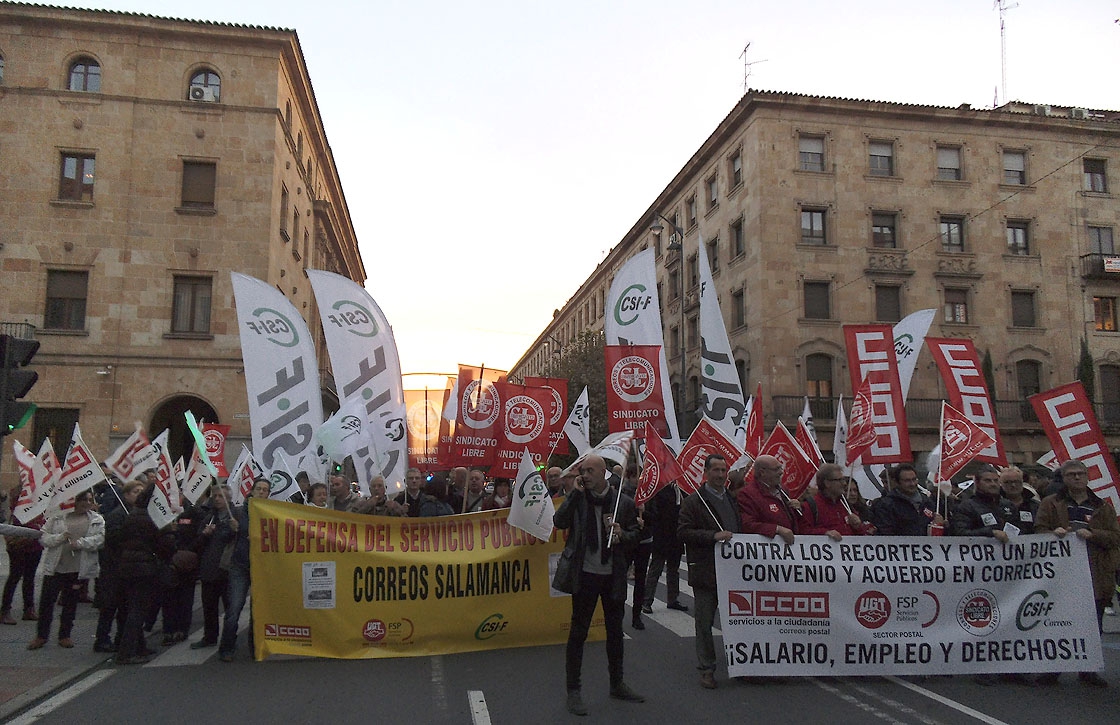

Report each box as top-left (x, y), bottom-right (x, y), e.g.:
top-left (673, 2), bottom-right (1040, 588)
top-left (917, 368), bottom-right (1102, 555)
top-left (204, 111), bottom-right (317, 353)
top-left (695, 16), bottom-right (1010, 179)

top-left (649, 212), bottom-right (687, 434)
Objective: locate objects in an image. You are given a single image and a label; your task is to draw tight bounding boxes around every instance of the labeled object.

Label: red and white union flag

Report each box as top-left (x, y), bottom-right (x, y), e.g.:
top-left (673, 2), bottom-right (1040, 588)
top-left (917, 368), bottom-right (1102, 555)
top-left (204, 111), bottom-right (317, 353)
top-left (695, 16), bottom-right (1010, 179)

top-left (938, 402), bottom-right (996, 482)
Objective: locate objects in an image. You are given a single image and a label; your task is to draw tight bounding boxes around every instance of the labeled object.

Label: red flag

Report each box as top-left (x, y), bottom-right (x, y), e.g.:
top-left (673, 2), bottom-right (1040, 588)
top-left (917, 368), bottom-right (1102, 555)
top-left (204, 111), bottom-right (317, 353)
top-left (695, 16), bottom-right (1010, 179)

top-left (452, 364), bottom-right (507, 467)
top-left (604, 345), bottom-right (671, 438)
top-left (795, 417), bottom-right (825, 465)
top-left (523, 376), bottom-right (569, 453)
top-left (1030, 382), bottom-right (1120, 510)
top-left (404, 388), bottom-right (442, 470)
top-left (676, 418), bottom-right (746, 495)
top-left (937, 402), bottom-right (996, 482)
top-left (843, 325), bottom-right (911, 463)
top-left (760, 421), bottom-right (819, 499)
top-left (743, 383), bottom-right (764, 458)
top-left (635, 422), bottom-right (686, 506)
top-left (493, 382), bottom-right (553, 476)
top-left (846, 376), bottom-right (877, 466)
top-left (202, 423), bottom-right (231, 477)
top-left (436, 376), bottom-right (457, 469)
top-left (926, 338), bottom-right (1007, 465)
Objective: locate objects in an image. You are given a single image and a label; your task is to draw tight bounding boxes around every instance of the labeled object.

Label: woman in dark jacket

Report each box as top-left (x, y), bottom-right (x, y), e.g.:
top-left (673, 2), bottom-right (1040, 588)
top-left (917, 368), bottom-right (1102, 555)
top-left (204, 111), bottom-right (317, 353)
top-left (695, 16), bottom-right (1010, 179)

top-left (115, 482), bottom-right (175, 664)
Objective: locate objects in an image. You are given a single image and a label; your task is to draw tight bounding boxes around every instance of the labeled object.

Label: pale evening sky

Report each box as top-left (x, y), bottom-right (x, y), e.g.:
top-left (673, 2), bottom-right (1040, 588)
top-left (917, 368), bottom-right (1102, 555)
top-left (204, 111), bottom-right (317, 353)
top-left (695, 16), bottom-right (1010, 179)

top-left (59, 1), bottom-right (1120, 391)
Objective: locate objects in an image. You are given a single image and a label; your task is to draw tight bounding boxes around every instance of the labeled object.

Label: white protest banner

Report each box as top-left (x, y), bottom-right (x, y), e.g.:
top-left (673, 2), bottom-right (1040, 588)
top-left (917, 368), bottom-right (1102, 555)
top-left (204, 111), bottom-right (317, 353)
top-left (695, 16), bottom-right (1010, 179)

top-left (182, 444), bottom-right (215, 505)
top-left (231, 272), bottom-right (324, 474)
top-left (605, 248), bottom-right (680, 449)
top-left (146, 430), bottom-right (179, 529)
top-left (228, 445), bottom-right (264, 506)
top-left (49, 423), bottom-right (104, 509)
top-left (12, 440), bottom-right (52, 522)
top-left (104, 425), bottom-right (149, 482)
top-left (307, 269), bottom-right (407, 493)
top-left (717, 534), bottom-right (1102, 677)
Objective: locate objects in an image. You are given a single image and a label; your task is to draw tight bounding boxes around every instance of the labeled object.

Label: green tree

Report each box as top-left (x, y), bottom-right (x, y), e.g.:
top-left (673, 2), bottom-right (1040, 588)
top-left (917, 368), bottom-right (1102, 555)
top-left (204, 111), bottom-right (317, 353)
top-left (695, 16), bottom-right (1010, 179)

top-left (1077, 337), bottom-right (1096, 402)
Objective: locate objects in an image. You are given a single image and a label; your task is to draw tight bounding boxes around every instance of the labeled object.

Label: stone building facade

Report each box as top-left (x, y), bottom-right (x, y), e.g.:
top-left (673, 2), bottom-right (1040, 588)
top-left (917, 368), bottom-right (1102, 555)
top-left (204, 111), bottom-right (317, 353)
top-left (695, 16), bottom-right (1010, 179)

top-left (512, 91), bottom-right (1120, 466)
top-left (0, 3), bottom-right (365, 482)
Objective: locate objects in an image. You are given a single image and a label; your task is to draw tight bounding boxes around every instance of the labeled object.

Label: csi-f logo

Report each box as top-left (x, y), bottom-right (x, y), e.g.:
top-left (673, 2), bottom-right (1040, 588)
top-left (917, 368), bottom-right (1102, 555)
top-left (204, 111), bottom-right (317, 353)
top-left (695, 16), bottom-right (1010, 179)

top-left (613, 284), bottom-right (653, 326)
top-left (505, 395), bottom-right (545, 444)
top-left (475, 613), bottom-right (509, 640)
top-left (338, 415), bottom-right (363, 441)
top-left (1015, 590), bottom-right (1055, 631)
top-left (894, 332), bottom-right (916, 361)
top-left (328, 300), bottom-right (378, 338)
top-left (517, 471), bottom-right (548, 505)
top-left (246, 307), bottom-right (299, 347)
top-left (612, 356), bottom-right (655, 403)
top-left (269, 470), bottom-right (293, 495)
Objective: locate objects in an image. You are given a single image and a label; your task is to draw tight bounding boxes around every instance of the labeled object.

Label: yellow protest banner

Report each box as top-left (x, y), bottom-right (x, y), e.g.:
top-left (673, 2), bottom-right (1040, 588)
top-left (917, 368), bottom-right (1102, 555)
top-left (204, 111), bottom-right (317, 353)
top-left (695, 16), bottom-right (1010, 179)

top-left (249, 499), bottom-right (604, 659)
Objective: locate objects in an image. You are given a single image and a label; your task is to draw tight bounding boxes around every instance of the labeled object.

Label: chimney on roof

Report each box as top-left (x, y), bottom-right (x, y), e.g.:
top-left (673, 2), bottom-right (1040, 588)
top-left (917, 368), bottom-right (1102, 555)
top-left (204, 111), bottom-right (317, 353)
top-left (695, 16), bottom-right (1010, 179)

top-left (958, 103), bottom-right (971, 111)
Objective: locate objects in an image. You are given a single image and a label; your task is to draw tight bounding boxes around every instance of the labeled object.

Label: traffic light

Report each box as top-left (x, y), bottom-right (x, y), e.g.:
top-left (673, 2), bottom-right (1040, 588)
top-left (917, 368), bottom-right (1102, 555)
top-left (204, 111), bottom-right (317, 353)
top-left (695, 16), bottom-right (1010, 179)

top-left (0, 334), bottom-right (39, 436)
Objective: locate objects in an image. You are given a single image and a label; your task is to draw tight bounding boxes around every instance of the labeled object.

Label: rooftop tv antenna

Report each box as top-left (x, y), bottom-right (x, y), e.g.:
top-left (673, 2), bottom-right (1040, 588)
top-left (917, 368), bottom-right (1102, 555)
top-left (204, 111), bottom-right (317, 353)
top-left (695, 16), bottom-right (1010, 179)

top-left (739, 42), bottom-right (768, 93)
top-left (994, 0), bottom-right (1018, 106)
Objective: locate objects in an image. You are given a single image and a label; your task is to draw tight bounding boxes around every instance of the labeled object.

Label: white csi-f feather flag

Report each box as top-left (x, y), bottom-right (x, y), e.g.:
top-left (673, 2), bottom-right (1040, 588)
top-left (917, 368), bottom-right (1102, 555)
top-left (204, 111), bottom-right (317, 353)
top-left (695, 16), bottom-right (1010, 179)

top-left (307, 270), bottom-right (407, 496)
top-left (508, 449), bottom-right (555, 542)
top-left (605, 248), bottom-right (680, 450)
top-left (697, 237), bottom-right (746, 446)
top-left (561, 386), bottom-right (591, 456)
top-left (232, 273), bottom-right (324, 480)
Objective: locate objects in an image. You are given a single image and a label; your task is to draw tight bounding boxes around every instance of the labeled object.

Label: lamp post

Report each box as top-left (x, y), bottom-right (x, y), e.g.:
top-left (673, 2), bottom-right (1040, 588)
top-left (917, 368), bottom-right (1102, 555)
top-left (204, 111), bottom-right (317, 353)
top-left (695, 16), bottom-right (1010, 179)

top-left (648, 212), bottom-right (687, 434)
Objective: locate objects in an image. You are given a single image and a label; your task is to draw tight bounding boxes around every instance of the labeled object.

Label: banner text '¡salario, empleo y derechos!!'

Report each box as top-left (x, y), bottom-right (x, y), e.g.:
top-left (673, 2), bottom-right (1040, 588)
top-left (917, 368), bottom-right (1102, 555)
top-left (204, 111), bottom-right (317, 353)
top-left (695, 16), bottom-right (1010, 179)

top-left (258, 515), bottom-right (562, 555)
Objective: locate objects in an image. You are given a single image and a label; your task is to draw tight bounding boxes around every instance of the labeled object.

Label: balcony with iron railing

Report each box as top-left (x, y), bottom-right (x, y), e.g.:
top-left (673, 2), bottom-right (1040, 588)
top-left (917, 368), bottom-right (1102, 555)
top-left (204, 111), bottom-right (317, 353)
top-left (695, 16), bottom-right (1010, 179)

top-left (1, 322), bottom-right (37, 339)
top-left (1081, 253), bottom-right (1120, 279)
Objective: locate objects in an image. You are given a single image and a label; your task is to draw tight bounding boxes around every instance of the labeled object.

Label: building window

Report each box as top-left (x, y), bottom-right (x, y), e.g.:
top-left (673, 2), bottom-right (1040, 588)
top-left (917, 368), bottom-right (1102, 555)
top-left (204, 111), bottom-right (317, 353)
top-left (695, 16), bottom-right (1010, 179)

top-left (936, 146), bottom-right (961, 181)
top-left (1005, 220), bottom-right (1030, 255)
top-left (729, 151), bottom-right (742, 187)
top-left (1011, 290), bottom-right (1037, 328)
top-left (943, 288), bottom-right (969, 324)
top-left (707, 175), bottom-right (718, 209)
top-left (687, 196), bottom-right (697, 227)
top-left (799, 135), bottom-right (825, 172)
top-left (1084, 159), bottom-right (1108, 193)
top-left (730, 218), bottom-right (744, 257)
top-left (806, 353), bottom-right (833, 400)
top-left (736, 360), bottom-right (747, 394)
top-left (1002, 150), bottom-right (1026, 185)
top-left (732, 289), bottom-right (745, 328)
top-left (303, 230), bottom-right (310, 263)
top-left (653, 232), bottom-right (662, 258)
top-left (707, 238), bottom-right (719, 275)
top-left (871, 212), bottom-right (897, 248)
top-left (1101, 365), bottom-right (1120, 423)
top-left (669, 269), bottom-right (680, 300)
top-left (284, 100), bottom-right (292, 129)
top-left (292, 209), bottom-right (301, 245)
top-left (181, 161), bottom-right (216, 209)
top-left (669, 325), bottom-right (680, 358)
top-left (297, 132), bottom-right (304, 161)
top-left (31, 408), bottom-right (80, 459)
top-left (58, 153), bottom-right (95, 202)
top-left (44, 270), bottom-right (88, 330)
top-left (687, 315), bottom-right (698, 349)
top-left (1089, 226), bottom-right (1115, 254)
top-left (875, 285), bottom-right (901, 323)
top-left (172, 276), bottom-right (212, 334)
top-left (1095, 297), bottom-right (1117, 331)
top-left (1017, 359), bottom-right (1042, 421)
top-left (939, 216), bottom-right (965, 253)
top-left (801, 208), bottom-right (827, 245)
top-left (869, 141), bottom-right (894, 176)
top-left (0, 55), bottom-right (5, 84)
top-left (280, 185), bottom-right (290, 240)
top-left (687, 254), bottom-right (698, 289)
top-left (67, 57), bottom-right (101, 92)
top-left (188, 69), bottom-right (221, 102)
top-left (803, 281), bottom-right (830, 319)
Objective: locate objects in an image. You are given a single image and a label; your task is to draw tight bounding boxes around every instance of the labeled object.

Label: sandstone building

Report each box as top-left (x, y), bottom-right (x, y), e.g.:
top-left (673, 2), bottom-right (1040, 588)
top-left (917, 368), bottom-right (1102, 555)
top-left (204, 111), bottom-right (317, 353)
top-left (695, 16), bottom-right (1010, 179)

top-left (0, 3), bottom-right (364, 479)
top-left (512, 91), bottom-right (1120, 465)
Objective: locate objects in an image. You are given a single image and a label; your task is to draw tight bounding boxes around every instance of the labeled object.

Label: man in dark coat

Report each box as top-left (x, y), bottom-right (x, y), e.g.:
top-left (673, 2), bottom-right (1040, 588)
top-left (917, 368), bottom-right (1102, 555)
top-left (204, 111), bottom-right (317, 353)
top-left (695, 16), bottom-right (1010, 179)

top-left (641, 484), bottom-right (688, 614)
top-left (553, 454), bottom-right (644, 716)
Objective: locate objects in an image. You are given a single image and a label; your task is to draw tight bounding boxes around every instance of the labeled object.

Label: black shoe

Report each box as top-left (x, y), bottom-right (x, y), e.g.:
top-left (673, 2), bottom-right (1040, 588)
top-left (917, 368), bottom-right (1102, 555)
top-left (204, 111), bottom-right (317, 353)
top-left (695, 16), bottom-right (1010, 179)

top-left (1079, 672), bottom-right (1108, 688)
top-left (609, 682), bottom-right (645, 702)
top-left (632, 617), bottom-right (645, 630)
top-left (93, 642), bottom-right (118, 653)
top-left (116, 654), bottom-right (152, 665)
top-left (219, 652), bottom-right (234, 663)
top-left (566, 690), bottom-right (588, 716)
top-left (640, 604), bottom-right (653, 614)
top-left (190, 640), bottom-right (217, 650)
top-left (667, 601), bottom-right (689, 612)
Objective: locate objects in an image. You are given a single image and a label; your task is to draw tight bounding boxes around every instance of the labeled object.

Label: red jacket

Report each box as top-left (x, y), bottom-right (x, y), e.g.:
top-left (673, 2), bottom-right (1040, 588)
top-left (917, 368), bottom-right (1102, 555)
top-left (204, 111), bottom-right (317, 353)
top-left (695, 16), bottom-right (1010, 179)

top-left (803, 493), bottom-right (870, 537)
top-left (737, 481), bottom-right (799, 537)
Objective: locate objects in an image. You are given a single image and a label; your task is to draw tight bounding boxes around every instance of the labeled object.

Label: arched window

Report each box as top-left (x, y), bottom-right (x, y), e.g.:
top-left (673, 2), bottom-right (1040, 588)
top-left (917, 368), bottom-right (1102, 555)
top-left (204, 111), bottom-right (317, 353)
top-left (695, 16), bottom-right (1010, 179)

top-left (1016, 359), bottom-right (1041, 422)
top-left (188, 69), bottom-right (221, 101)
top-left (0, 55), bottom-right (6, 84)
top-left (297, 132), bottom-right (303, 160)
top-left (68, 57), bottom-right (101, 92)
top-left (806, 353), bottom-right (833, 418)
top-left (1101, 364), bottom-right (1120, 423)
top-left (284, 100), bottom-right (292, 129)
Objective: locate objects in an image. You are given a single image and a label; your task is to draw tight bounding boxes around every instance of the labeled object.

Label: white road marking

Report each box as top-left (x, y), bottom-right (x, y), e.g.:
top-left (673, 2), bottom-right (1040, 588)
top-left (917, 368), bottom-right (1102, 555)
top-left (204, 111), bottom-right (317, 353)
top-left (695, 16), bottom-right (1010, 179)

top-left (431, 655), bottom-right (448, 715)
top-left (885, 676), bottom-right (1012, 725)
top-left (468, 690), bottom-right (491, 725)
top-left (847, 680), bottom-right (946, 725)
top-left (6, 670), bottom-right (114, 725)
top-left (146, 597), bottom-right (253, 667)
top-left (812, 678), bottom-right (910, 725)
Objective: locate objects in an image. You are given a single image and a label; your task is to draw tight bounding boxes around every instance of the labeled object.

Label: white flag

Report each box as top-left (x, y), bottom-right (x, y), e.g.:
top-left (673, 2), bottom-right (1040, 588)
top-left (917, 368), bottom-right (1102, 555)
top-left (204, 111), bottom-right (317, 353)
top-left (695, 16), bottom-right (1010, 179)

top-left (698, 237), bottom-right (745, 444)
top-left (508, 449), bottom-right (555, 542)
top-left (146, 430), bottom-right (179, 529)
top-left (832, 395), bottom-right (849, 473)
top-left (182, 445), bottom-right (214, 505)
top-left (801, 396), bottom-right (817, 441)
top-left (1036, 450), bottom-right (1058, 471)
top-left (316, 396), bottom-right (370, 463)
top-left (565, 430), bottom-right (636, 473)
top-left (228, 445), bottom-right (264, 506)
top-left (12, 440), bottom-right (52, 522)
top-left (104, 425), bottom-right (149, 482)
top-left (562, 386), bottom-right (591, 456)
top-left (307, 270), bottom-right (407, 494)
top-left (268, 450), bottom-right (303, 501)
top-left (231, 272), bottom-right (325, 475)
top-left (605, 248), bottom-right (680, 449)
top-left (49, 423), bottom-right (105, 511)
